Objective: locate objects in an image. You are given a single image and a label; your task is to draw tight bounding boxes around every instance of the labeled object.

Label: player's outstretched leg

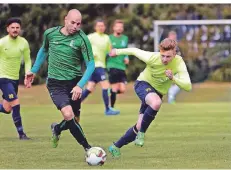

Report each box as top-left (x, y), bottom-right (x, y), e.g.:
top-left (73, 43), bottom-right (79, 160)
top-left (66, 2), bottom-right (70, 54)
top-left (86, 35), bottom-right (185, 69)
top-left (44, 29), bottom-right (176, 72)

top-left (69, 118), bottom-right (91, 151)
top-left (108, 125), bottom-right (138, 157)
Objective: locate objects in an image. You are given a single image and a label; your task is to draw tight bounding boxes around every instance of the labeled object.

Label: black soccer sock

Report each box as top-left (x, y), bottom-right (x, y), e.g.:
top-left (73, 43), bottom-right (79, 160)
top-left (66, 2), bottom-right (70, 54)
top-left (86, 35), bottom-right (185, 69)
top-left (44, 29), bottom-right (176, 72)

top-left (140, 106), bottom-right (158, 133)
top-left (110, 89), bottom-right (117, 108)
top-left (12, 105), bottom-right (24, 136)
top-left (114, 125), bottom-right (138, 148)
top-left (0, 104), bottom-right (10, 114)
top-left (69, 118), bottom-right (91, 150)
top-left (54, 120), bottom-right (70, 135)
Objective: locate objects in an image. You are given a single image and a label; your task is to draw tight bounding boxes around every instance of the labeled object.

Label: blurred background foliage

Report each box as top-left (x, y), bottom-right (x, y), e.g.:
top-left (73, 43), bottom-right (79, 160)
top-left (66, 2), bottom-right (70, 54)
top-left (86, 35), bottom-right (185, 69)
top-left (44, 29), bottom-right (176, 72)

top-left (0, 4), bottom-right (230, 84)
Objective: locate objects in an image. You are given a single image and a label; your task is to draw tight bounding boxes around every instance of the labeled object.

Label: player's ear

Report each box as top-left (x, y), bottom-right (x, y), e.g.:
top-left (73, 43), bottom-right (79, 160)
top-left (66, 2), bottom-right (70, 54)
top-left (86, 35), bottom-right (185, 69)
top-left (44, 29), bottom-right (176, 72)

top-left (6, 26), bottom-right (9, 33)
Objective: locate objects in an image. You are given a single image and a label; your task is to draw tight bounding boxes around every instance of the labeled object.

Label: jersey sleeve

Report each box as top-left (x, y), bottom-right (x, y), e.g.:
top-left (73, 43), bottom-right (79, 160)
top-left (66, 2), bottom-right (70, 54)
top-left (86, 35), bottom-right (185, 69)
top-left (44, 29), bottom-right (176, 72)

top-left (80, 32), bottom-right (94, 63)
top-left (116, 48), bottom-right (153, 64)
top-left (172, 59), bottom-right (192, 91)
top-left (42, 29), bottom-right (50, 52)
top-left (23, 39), bottom-right (32, 73)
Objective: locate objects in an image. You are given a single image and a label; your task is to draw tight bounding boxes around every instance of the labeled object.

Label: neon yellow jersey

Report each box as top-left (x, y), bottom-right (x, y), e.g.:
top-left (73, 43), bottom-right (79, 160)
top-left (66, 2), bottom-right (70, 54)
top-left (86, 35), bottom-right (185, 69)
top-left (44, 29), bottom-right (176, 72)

top-left (88, 32), bottom-right (111, 68)
top-left (116, 48), bottom-right (192, 95)
top-left (0, 35), bottom-right (31, 80)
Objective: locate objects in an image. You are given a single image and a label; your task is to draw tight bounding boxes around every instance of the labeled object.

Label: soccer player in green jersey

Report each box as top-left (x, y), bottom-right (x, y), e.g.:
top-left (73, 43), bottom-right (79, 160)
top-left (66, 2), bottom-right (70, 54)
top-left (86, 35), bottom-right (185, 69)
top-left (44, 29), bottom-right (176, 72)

top-left (25, 9), bottom-right (94, 151)
top-left (81, 20), bottom-right (120, 115)
top-left (107, 20), bottom-right (129, 109)
top-left (0, 18), bottom-right (31, 140)
top-left (108, 38), bottom-right (192, 157)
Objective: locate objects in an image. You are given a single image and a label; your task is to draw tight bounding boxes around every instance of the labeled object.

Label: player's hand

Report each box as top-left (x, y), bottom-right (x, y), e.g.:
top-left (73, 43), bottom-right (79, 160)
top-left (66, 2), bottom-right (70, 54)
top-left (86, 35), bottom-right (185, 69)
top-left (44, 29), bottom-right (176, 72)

top-left (109, 49), bottom-right (117, 57)
top-left (24, 71), bottom-right (35, 88)
top-left (71, 86), bottom-right (82, 101)
top-left (165, 69), bottom-right (173, 80)
top-left (124, 58), bottom-right (129, 65)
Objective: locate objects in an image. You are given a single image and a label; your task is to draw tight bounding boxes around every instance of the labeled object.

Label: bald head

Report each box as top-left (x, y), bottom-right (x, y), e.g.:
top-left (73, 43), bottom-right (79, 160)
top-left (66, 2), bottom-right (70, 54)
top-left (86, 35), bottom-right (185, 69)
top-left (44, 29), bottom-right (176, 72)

top-left (63, 9), bottom-right (82, 35)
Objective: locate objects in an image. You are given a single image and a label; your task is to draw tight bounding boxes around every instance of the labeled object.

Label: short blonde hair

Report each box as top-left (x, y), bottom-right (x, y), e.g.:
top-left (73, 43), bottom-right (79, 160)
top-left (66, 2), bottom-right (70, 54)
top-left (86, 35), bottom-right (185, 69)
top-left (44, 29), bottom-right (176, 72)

top-left (159, 38), bottom-right (177, 52)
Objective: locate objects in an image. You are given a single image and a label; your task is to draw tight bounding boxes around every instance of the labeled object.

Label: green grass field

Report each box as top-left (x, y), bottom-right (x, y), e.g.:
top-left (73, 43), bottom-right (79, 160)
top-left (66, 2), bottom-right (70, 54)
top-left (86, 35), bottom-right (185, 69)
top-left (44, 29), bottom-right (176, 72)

top-left (0, 82), bottom-right (230, 169)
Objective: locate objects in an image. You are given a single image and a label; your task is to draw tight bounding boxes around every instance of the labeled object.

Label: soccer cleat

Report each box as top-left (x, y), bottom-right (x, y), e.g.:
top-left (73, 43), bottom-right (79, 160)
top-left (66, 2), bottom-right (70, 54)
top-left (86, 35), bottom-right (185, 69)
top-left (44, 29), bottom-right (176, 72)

top-left (108, 144), bottom-right (121, 158)
top-left (105, 107), bottom-right (120, 115)
top-left (19, 133), bottom-right (31, 140)
top-left (134, 131), bottom-right (145, 147)
top-left (51, 123), bottom-right (60, 148)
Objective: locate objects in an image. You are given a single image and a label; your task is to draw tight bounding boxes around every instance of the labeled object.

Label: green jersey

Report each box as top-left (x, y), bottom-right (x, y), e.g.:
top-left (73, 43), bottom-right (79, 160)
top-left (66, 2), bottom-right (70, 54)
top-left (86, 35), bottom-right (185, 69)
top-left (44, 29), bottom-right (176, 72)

top-left (0, 35), bottom-right (31, 80)
top-left (116, 48), bottom-right (192, 95)
top-left (43, 26), bottom-right (94, 80)
top-left (88, 32), bottom-right (111, 68)
top-left (107, 34), bottom-right (128, 70)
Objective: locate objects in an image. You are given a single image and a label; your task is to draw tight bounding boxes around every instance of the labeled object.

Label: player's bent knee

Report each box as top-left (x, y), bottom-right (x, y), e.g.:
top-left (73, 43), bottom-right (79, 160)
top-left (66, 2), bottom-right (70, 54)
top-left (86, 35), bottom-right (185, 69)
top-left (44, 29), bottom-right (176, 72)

top-left (9, 99), bottom-right (20, 107)
top-left (149, 100), bottom-right (162, 110)
top-left (61, 106), bottom-right (75, 120)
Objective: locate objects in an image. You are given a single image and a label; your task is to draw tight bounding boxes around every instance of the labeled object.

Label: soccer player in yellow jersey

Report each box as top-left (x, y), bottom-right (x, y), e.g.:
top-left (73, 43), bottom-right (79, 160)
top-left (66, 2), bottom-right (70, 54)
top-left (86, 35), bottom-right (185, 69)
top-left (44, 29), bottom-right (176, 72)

top-left (81, 20), bottom-right (120, 115)
top-left (108, 38), bottom-right (192, 157)
top-left (0, 18), bottom-right (31, 140)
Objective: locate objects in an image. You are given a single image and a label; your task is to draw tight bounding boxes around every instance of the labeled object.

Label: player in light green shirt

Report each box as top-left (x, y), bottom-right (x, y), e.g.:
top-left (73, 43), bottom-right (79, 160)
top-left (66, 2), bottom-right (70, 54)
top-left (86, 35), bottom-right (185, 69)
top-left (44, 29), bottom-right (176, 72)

top-left (108, 38), bottom-right (192, 157)
top-left (81, 20), bottom-right (120, 115)
top-left (0, 18), bottom-right (31, 140)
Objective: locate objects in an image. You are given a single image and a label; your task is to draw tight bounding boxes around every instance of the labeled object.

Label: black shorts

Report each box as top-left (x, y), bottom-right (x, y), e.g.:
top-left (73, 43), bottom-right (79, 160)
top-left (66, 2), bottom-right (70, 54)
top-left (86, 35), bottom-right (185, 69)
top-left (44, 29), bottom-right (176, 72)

top-left (134, 81), bottom-right (163, 114)
top-left (46, 77), bottom-right (82, 117)
top-left (108, 68), bottom-right (127, 84)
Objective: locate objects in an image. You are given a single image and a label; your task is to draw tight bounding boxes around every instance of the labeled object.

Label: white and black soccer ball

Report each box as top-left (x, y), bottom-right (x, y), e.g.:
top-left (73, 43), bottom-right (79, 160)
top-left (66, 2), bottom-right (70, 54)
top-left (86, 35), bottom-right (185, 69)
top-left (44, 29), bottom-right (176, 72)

top-left (85, 147), bottom-right (107, 166)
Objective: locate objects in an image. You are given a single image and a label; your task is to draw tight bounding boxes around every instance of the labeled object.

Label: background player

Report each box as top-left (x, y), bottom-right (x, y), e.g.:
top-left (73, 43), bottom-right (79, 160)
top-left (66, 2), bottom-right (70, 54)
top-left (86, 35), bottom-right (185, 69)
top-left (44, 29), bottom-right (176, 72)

top-left (81, 20), bottom-right (120, 115)
top-left (108, 38), bottom-right (192, 157)
top-left (0, 18), bottom-right (31, 140)
top-left (107, 19), bottom-right (129, 109)
top-left (167, 31), bottom-right (183, 104)
top-left (25, 9), bottom-right (94, 151)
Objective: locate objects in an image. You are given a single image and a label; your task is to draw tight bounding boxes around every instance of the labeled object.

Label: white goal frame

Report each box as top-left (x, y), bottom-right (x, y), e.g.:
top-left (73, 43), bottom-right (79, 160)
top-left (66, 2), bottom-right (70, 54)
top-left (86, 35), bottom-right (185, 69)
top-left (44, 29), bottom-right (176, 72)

top-left (153, 19), bottom-right (231, 52)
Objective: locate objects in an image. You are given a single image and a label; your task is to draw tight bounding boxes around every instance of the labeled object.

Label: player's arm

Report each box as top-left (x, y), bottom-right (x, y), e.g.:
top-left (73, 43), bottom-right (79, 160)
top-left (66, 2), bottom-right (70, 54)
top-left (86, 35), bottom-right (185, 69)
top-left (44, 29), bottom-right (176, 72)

top-left (77, 33), bottom-right (95, 89)
top-left (31, 32), bottom-right (49, 74)
top-left (23, 40), bottom-right (32, 73)
top-left (114, 48), bottom-right (153, 64)
top-left (123, 36), bottom-right (129, 64)
top-left (172, 60), bottom-right (192, 91)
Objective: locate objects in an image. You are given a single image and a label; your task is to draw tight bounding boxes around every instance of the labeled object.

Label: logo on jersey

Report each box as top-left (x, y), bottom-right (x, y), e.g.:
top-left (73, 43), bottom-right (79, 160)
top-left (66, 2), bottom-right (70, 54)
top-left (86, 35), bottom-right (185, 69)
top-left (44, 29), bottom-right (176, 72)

top-left (70, 40), bottom-right (77, 49)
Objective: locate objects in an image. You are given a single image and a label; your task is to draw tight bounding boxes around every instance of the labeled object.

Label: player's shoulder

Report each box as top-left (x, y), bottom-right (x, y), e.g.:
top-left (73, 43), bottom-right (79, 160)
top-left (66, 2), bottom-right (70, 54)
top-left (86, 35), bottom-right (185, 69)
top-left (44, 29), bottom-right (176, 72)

top-left (78, 29), bottom-right (87, 37)
top-left (175, 55), bottom-right (185, 63)
top-left (44, 26), bottom-right (60, 35)
top-left (17, 36), bottom-right (28, 43)
top-left (0, 35), bottom-right (8, 43)
top-left (121, 34), bottom-right (128, 40)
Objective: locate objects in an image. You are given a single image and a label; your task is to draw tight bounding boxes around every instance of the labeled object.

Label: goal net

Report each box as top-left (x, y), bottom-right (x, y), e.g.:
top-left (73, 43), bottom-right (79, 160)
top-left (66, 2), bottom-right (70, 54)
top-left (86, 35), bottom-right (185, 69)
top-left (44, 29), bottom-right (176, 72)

top-left (153, 20), bottom-right (231, 82)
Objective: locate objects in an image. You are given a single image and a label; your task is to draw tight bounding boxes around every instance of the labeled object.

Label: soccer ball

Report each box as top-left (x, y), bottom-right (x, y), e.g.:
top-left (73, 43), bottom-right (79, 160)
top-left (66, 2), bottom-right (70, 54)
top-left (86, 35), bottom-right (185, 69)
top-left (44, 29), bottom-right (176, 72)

top-left (85, 147), bottom-right (107, 166)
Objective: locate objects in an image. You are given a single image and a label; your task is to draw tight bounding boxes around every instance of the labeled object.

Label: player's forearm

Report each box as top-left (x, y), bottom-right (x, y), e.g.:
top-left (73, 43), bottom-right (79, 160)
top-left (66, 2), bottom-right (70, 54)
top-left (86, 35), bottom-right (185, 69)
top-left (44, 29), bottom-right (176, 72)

top-left (77, 60), bottom-right (95, 89)
top-left (116, 48), bottom-right (152, 63)
top-left (172, 75), bottom-right (192, 91)
top-left (24, 53), bottom-right (32, 73)
top-left (31, 47), bottom-right (47, 74)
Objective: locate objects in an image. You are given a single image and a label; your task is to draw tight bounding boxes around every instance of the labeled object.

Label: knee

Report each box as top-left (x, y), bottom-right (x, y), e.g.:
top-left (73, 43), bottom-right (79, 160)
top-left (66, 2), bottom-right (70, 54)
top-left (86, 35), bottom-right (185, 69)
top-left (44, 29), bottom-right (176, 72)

top-left (119, 88), bottom-right (126, 94)
top-left (149, 99), bottom-right (162, 111)
top-left (62, 107), bottom-right (75, 120)
top-left (4, 107), bottom-right (12, 114)
top-left (87, 86), bottom-right (94, 92)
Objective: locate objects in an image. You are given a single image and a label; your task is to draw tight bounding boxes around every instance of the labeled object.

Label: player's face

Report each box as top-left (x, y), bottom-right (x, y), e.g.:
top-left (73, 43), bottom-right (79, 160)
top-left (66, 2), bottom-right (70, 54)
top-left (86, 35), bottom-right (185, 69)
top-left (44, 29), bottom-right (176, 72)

top-left (113, 23), bottom-right (124, 35)
top-left (168, 33), bottom-right (177, 40)
top-left (95, 22), bottom-right (106, 34)
top-left (7, 23), bottom-right (21, 38)
top-left (65, 16), bottom-right (82, 35)
top-left (160, 50), bottom-right (176, 65)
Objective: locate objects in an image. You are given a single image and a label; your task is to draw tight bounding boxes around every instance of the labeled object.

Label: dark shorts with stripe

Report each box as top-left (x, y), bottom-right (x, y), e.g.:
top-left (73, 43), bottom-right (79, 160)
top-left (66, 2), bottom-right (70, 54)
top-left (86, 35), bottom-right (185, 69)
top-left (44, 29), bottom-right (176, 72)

top-left (108, 68), bottom-right (127, 84)
top-left (134, 80), bottom-right (163, 114)
top-left (46, 77), bottom-right (82, 117)
top-left (0, 78), bottom-right (19, 102)
top-left (88, 67), bottom-right (107, 83)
